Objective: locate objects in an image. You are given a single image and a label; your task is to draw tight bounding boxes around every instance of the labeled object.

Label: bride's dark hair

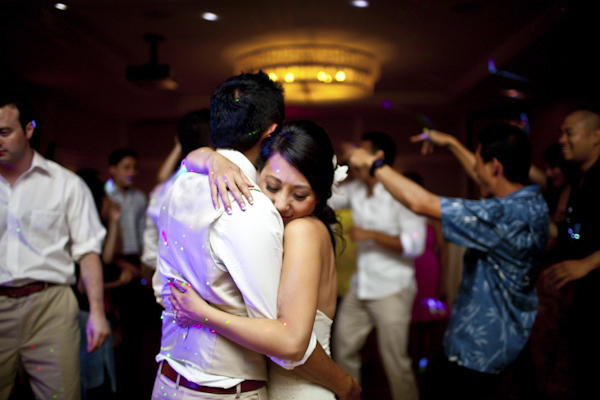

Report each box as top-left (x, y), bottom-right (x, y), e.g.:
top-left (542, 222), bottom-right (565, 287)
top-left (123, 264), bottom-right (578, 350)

top-left (257, 120), bottom-right (340, 249)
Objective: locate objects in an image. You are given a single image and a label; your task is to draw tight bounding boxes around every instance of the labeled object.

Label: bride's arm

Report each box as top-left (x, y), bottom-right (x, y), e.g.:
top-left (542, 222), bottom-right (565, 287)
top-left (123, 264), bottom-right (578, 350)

top-left (184, 147), bottom-right (255, 213)
top-left (170, 217), bottom-right (320, 361)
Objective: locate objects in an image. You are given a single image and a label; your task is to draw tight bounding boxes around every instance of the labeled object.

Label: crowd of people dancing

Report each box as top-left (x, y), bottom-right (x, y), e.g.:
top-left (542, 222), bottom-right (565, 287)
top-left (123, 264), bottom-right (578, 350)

top-left (1, 71), bottom-right (599, 400)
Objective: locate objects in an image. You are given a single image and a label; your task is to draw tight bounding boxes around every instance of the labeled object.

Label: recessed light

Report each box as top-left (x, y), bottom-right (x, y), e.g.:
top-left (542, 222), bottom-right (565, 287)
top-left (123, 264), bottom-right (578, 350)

top-left (351, 1), bottom-right (369, 8)
top-left (504, 89), bottom-right (525, 99)
top-left (55, 3), bottom-right (67, 10)
top-left (202, 12), bottom-right (218, 21)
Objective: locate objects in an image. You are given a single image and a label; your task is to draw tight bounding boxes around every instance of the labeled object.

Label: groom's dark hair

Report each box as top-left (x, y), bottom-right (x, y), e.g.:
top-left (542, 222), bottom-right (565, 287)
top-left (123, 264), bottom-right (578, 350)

top-left (209, 71), bottom-right (284, 152)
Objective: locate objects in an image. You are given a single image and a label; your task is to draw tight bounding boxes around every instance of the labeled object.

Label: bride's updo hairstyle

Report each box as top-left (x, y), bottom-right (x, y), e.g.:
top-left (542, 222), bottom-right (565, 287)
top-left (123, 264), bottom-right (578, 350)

top-left (257, 120), bottom-right (340, 248)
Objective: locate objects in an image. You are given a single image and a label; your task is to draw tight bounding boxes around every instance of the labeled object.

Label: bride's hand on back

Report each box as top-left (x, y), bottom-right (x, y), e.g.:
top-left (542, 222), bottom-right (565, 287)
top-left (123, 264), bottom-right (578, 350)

top-left (208, 152), bottom-right (255, 214)
top-left (169, 280), bottom-right (210, 328)
top-left (185, 147), bottom-right (255, 214)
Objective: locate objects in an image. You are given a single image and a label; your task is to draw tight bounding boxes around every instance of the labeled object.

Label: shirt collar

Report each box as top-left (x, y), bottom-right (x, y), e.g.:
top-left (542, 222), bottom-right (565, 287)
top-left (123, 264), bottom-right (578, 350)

top-left (216, 148), bottom-right (258, 184)
top-left (28, 151), bottom-right (51, 175)
top-left (503, 184), bottom-right (541, 199)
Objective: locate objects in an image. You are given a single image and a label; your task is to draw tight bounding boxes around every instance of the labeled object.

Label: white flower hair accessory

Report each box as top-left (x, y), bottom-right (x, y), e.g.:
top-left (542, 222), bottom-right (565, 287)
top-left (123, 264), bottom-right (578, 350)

top-left (332, 155), bottom-right (349, 190)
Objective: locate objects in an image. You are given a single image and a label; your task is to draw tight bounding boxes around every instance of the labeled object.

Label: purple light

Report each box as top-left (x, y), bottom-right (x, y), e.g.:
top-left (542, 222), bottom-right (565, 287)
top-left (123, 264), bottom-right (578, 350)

top-left (423, 297), bottom-right (448, 316)
top-left (381, 99), bottom-right (392, 109)
top-left (487, 58), bottom-right (497, 74)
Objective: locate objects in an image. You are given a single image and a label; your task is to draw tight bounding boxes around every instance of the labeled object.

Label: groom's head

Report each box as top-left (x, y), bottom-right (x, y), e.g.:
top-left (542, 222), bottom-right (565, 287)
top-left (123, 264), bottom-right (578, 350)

top-left (209, 71), bottom-right (284, 153)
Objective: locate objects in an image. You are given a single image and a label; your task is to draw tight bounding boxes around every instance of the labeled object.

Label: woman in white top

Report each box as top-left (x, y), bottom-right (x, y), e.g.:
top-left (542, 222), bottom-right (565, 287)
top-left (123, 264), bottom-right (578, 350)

top-left (169, 120), bottom-right (350, 399)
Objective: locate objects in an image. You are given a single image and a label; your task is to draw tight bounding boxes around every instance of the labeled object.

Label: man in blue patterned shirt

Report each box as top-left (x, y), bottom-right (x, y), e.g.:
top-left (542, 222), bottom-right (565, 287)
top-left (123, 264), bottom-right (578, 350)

top-left (346, 123), bottom-right (549, 399)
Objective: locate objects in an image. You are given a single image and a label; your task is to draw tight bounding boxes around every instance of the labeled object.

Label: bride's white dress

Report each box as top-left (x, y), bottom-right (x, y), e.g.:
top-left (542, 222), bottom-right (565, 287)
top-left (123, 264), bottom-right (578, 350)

top-left (267, 310), bottom-right (336, 399)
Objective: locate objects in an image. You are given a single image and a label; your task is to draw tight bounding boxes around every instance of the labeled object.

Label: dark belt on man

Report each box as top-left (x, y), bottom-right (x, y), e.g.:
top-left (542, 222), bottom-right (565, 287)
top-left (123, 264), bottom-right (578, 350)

top-left (160, 361), bottom-right (266, 394)
top-left (0, 282), bottom-right (56, 298)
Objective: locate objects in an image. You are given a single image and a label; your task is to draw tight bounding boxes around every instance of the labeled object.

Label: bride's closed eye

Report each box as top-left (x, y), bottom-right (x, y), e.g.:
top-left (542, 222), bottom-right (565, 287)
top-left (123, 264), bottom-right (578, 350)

top-left (266, 184), bottom-right (309, 201)
top-left (265, 183), bottom-right (280, 193)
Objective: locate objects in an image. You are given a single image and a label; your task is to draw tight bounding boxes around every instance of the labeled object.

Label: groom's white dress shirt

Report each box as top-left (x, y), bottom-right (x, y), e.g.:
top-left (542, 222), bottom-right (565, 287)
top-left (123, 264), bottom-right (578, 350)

top-left (155, 149), bottom-right (316, 388)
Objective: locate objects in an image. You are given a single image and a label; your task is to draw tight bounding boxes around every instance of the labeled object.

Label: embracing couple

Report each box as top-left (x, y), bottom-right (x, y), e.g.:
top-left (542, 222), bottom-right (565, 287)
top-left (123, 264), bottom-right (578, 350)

top-left (150, 71), bottom-right (361, 399)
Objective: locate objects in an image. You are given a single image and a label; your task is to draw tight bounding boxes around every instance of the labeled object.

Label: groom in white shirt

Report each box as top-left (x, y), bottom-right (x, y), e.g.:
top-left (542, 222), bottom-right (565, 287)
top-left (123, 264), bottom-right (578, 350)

top-left (152, 72), bottom-right (359, 399)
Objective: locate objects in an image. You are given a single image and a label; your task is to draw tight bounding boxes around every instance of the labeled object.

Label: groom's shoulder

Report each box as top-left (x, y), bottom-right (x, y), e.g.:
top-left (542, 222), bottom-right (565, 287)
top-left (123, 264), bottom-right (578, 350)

top-left (160, 171), bottom-right (213, 212)
top-left (225, 188), bottom-right (281, 224)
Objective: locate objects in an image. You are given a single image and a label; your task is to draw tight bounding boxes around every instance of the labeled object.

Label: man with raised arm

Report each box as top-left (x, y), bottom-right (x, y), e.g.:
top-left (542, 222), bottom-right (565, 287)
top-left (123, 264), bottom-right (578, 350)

top-left (329, 131), bottom-right (425, 400)
top-left (346, 124), bottom-right (548, 399)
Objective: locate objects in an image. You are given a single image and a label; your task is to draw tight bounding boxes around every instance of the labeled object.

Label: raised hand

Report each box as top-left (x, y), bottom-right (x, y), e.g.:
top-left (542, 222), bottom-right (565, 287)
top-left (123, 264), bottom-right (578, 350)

top-left (410, 128), bottom-right (455, 155)
top-left (347, 148), bottom-right (382, 170)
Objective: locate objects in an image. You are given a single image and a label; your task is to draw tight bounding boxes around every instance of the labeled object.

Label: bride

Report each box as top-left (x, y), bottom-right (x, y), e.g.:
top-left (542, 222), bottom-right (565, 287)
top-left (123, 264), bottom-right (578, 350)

top-left (169, 120), bottom-right (352, 399)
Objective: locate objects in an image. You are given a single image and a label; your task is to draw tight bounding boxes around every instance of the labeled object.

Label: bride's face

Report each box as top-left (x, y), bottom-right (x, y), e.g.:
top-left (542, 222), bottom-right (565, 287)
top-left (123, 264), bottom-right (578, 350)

top-left (258, 152), bottom-right (318, 225)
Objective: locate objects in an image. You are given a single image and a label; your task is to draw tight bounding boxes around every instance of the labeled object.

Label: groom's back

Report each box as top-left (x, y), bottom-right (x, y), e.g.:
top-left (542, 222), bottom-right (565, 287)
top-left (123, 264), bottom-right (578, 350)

top-left (156, 165), bottom-right (282, 381)
top-left (154, 71), bottom-right (286, 386)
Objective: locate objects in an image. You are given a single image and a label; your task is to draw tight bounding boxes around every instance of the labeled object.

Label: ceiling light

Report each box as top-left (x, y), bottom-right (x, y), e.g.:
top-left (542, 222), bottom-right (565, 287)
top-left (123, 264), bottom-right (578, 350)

top-left (234, 44), bottom-right (381, 104)
top-left (202, 12), bottom-right (218, 21)
top-left (55, 3), bottom-right (67, 10)
top-left (351, 1), bottom-right (369, 8)
top-left (503, 89), bottom-right (524, 99)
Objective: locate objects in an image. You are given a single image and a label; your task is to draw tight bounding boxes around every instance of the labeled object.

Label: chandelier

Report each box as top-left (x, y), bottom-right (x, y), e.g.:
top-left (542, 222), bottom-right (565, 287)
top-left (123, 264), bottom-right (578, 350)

top-left (234, 44), bottom-right (381, 104)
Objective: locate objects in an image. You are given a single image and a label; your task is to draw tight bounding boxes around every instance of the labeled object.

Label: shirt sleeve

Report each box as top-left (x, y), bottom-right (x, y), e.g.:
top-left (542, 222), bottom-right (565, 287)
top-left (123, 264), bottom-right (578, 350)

top-left (397, 204), bottom-right (427, 258)
top-left (328, 181), bottom-right (351, 210)
top-left (211, 193), bottom-right (316, 369)
top-left (67, 176), bottom-right (107, 261)
top-left (440, 196), bottom-right (504, 252)
top-left (136, 191), bottom-right (149, 250)
top-left (141, 214), bottom-right (159, 269)
top-left (270, 335), bottom-right (318, 370)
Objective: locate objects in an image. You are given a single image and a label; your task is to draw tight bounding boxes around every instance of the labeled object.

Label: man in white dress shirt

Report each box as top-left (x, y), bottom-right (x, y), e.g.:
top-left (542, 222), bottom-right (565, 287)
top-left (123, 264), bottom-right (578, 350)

top-left (141, 108), bottom-right (211, 306)
top-left (0, 94), bottom-right (109, 399)
top-left (105, 147), bottom-right (147, 263)
top-left (151, 72), bottom-right (359, 399)
top-left (330, 131), bottom-right (426, 400)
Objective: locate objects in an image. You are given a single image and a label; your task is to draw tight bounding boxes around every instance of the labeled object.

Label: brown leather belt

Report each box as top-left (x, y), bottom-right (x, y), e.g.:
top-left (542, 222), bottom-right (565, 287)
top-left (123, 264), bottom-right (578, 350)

top-left (160, 361), bottom-right (266, 394)
top-left (0, 282), bottom-right (56, 298)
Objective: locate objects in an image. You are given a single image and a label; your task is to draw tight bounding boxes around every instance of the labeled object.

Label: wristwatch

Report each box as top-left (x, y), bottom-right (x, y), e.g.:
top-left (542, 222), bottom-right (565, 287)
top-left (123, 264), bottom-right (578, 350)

top-left (369, 159), bottom-right (385, 177)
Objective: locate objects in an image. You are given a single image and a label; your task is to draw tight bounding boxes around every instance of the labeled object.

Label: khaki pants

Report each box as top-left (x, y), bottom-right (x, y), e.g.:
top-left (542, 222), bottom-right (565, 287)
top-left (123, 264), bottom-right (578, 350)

top-left (333, 288), bottom-right (419, 400)
top-left (0, 285), bottom-right (81, 400)
top-left (151, 365), bottom-right (268, 400)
